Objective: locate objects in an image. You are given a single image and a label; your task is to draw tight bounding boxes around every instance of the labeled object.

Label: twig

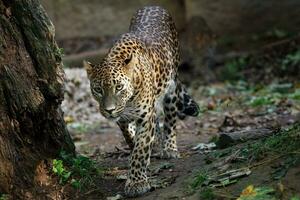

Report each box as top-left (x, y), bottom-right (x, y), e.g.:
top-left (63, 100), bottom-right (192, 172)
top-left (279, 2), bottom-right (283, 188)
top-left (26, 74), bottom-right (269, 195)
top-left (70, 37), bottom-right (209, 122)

top-left (248, 151), bottom-right (300, 170)
top-left (213, 191), bottom-right (238, 199)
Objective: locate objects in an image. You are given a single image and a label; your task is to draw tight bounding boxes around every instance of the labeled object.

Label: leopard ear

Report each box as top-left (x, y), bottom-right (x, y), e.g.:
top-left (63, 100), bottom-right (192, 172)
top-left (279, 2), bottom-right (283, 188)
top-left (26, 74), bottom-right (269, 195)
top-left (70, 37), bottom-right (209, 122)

top-left (124, 54), bottom-right (132, 65)
top-left (83, 60), bottom-right (94, 79)
top-left (123, 54), bottom-right (135, 78)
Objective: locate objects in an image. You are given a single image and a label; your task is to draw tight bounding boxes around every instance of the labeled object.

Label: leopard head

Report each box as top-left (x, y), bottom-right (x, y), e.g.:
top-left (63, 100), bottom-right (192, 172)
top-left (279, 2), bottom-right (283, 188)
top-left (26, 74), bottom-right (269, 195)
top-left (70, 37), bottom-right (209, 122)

top-left (84, 36), bottom-right (148, 120)
top-left (84, 60), bottom-right (134, 120)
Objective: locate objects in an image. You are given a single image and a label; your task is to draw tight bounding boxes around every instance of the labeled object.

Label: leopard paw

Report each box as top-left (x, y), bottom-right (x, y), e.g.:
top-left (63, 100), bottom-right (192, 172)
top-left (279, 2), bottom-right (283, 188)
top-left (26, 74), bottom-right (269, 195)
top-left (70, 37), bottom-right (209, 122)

top-left (125, 179), bottom-right (151, 197)
top-left (160, 149), bottom-right (181, 159)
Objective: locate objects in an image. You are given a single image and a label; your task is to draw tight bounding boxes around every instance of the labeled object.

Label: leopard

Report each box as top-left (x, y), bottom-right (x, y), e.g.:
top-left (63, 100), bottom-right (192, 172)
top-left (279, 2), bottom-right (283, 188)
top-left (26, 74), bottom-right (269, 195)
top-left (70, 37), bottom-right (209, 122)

top-left (84, 6), bottom-right (199, 197)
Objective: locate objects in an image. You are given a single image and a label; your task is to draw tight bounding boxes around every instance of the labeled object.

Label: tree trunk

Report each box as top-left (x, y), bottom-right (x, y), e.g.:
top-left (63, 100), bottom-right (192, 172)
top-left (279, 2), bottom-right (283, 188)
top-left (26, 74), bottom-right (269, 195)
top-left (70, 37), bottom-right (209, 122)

top-left (0, 0), bottom-right (74, 198)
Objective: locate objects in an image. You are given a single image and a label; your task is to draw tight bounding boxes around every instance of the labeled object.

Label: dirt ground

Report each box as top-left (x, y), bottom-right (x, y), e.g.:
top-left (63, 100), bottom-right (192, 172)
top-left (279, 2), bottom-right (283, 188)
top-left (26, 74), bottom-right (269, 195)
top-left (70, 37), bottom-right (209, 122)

top-left (56, 68), bottom-right (300, 200)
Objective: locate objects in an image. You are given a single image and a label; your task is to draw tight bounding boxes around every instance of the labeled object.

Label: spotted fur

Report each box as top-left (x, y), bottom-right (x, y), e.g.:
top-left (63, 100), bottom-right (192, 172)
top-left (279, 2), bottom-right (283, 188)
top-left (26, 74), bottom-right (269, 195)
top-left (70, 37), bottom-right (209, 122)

top-left (85, 6), bottom-right (199, 197)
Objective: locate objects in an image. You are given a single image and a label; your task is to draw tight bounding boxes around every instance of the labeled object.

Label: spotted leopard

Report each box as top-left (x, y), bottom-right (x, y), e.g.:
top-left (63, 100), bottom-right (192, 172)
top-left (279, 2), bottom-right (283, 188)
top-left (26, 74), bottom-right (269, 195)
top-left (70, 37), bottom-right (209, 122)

top-left (84, 6), bottom-right (199, 197)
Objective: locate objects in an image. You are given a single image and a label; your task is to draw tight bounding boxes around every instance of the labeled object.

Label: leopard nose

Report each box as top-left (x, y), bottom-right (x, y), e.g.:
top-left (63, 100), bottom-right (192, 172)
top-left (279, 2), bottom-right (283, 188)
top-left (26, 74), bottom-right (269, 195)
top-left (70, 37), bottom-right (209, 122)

top-left (103, 97), bottom-right (116, 114)
top-left (104, 107), bottom-right (116, 114)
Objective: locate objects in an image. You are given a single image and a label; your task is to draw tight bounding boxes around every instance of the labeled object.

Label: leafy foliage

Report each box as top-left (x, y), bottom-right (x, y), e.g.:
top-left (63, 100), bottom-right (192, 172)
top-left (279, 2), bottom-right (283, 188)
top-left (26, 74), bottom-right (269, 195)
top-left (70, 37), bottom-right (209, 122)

top-left (191, 171), bottom-right (209, 189)
top-left (0, 194), bottom-right (9, 200)
top-left (248, 96), bottom-right (274, 107)
top-left (52, 159), bottom-right (71, 184)
top-left (290, 197), bottom-right (300, 200)
top-left (239, 124), bottom-right (300, 161)
top-left (288, 89), bottom-right (300, 100)
top-left (222, 57), bottom-right (247, 80)
top-left (52, 151), bottom-right (103, 190)
top-left (282, 50), bottom-right (300, 70)
top-left (251, 28), bottom-right (292, 41)
top-left (243, 83), bottom-right (300, 107)
top-left (199, 188), bottom-right (216, 200)
top-left (271, 156), bottom-right (299, 180)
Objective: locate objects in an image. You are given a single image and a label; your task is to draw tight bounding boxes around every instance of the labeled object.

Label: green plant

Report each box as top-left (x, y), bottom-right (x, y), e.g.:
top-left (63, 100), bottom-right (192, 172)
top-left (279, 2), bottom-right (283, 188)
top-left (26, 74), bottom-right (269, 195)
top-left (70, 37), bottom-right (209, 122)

top-left (288, 89), bottom-right (300, 100)
top-left (0, 194), bottom-right (8, 200)
top-left (191, 171), bottom-right (209, 189)
top-left (239, 124), bottom-right (300, 162)
top-left (209, 135), bottom-right (219, 143)
top-left (236, 82), bottom-right (300, 113)
top-left (252, 28), bottom-right (291, 41)
top-left (244, 83), bottom-right (300, 107)
top-left (290, 196), bottom-right (300, 200)
top-left (222, 57), bottom-right (247, 80)
top-left (71, 179), bottom-right (81, 189)
top-left (199, 188), bottom-right (215, 200)
top-left (266, 28), bottom-right (289, 39)
top-left (52, 159), bottom-right (71, 183)
top-left (226, 80), bottom-right (253, 93)
top-left (282, 50), bottom-right (300, 69)
top-left (268, 83), bottom-right (293, 94)
top-left (271, 156), bottom-right (299, 180)
top-left (68, 122), bottom-right (90, 134)
top-left (52, 151), bottom-right (104, 190)
top-left (248, 96), bottom-right (274, 107)
top-left (217, 36), bottom-right (235, 47)
top-left (210, 148), bottom-right (233, 160)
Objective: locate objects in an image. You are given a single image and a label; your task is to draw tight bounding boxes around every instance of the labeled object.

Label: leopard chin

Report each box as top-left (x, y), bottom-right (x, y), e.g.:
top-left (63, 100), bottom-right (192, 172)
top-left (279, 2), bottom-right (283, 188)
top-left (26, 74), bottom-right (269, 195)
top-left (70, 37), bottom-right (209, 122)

top-left (109, 116), bottom-right (120, 122)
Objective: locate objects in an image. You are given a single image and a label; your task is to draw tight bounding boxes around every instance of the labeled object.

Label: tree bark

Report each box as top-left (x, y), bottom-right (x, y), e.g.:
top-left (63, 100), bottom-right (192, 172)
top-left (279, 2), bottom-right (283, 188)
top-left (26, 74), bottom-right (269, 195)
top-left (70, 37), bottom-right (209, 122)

top-left (0, 0), bottom-right (74, 198)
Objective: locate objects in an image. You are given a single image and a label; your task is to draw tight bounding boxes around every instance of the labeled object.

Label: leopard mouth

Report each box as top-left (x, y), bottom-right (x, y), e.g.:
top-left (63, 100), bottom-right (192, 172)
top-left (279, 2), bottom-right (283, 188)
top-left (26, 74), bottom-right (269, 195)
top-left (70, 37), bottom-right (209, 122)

top-left (102, 111), bottom-right (122, 121)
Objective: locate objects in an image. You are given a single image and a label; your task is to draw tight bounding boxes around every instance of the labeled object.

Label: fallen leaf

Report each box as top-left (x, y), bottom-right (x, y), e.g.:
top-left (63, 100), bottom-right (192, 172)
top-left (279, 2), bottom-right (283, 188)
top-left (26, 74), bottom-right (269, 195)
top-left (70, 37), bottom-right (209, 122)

top-left (106, 194), bottom-right (123, 200)
top-left (239, 185), bottom-right (256, 197)
top-left (192, 143), bottom-right (216, 154)
top-left (64, 116), bottom-right (74, 124)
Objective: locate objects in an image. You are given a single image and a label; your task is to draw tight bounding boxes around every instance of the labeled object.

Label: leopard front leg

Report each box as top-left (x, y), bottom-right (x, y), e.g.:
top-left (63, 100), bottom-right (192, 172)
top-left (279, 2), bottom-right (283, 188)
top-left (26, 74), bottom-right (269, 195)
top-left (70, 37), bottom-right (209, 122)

top-left (124, 112), bottom-right (155, 197)
top-left (117, 120), bottom-right (136, 150)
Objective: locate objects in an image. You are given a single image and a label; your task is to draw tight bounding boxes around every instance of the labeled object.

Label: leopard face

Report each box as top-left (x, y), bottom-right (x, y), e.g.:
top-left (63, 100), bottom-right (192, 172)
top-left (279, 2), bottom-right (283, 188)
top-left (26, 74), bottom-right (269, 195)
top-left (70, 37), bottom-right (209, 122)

top-left (84, 61), bottom-right (134, 120)
top-left (84, 36), bottom-right (151, 120)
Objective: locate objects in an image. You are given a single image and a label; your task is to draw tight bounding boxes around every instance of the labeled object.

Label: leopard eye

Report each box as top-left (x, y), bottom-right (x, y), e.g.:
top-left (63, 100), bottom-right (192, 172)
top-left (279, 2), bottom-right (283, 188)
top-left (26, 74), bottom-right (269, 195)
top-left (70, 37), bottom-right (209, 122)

top-left (93, 86), bottom-right (103, 95)
top-left (115, 84), bottom-right (123, 91)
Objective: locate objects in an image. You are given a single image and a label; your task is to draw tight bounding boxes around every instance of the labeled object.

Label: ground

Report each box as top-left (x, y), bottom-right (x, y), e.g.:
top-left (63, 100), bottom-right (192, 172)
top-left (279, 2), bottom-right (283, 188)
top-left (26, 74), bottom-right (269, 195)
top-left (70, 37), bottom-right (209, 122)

top-left (47, 68), bottom-right (300, 200)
